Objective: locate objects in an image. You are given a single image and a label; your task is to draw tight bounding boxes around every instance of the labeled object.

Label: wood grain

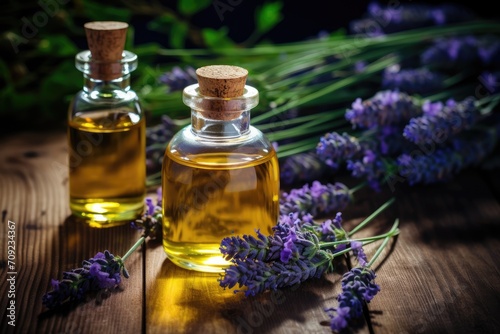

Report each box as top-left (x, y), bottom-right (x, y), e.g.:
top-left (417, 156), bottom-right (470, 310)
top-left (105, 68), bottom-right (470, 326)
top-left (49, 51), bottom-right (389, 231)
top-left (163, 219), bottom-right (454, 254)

top-left (366, 171), bottom-right (500, 334)
top-left (0, 132), bottom-right (143, 334)
top-left (1, 131), bottom-right (500, 334)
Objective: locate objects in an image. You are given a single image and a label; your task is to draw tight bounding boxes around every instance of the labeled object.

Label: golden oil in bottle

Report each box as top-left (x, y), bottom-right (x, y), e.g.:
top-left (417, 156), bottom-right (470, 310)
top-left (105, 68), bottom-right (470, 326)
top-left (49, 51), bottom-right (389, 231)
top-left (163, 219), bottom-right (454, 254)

top-left (162, 151), bottom-right (279, 272)
top-left (68, 110), bottom-right (145, 226)
top-left (162, 65), bottom-right (280, 272)
top-left (68, 21), bottom-right (145, 227)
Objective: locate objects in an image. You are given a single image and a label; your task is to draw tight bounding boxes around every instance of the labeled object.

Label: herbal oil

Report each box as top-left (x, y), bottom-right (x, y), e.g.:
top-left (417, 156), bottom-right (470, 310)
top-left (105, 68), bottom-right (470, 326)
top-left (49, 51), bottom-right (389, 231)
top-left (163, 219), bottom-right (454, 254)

top-left (162, 151), bottom-right (279, 272)
top-left (162, 65), bottom-right (280, 272)
top-left (69, 110), bottom-right (145, 227)
top-left (68, 21), bottom-right (145, 227)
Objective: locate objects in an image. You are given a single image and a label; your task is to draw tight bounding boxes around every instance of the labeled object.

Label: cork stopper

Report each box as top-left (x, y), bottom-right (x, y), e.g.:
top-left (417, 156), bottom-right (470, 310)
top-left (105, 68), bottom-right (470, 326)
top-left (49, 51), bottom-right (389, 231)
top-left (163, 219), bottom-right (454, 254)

top-left (195, 65), bottom-right (248, 120)
top-left (84, 21), bottom-right (128, 80)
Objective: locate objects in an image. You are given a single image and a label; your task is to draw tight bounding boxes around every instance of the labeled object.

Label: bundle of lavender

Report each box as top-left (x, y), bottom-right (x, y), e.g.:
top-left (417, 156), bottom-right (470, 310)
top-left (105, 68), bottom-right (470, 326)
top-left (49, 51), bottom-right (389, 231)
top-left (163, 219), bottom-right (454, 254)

top-left (143, 2), bottom-right (500, 187)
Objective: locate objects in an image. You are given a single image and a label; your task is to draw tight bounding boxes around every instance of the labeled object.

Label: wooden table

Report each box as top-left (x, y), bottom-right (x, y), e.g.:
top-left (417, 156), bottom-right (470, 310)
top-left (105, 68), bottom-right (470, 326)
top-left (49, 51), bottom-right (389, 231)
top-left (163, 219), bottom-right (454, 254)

top-left (1, 131), bottom-right (500, 334)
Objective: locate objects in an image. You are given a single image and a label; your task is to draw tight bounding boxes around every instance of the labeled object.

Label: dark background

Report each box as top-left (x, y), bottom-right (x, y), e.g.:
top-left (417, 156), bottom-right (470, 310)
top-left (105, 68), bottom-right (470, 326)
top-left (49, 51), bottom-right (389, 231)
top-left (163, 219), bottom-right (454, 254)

top-left (132, 0), bottom-right (500, 45)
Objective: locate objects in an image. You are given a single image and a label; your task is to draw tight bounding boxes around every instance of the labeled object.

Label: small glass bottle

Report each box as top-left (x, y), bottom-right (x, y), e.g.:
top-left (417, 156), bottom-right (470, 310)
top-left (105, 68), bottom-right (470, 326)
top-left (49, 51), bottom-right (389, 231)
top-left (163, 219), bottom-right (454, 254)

top-left (68, 21), bottom-right (145, 227)
top-left (162, 65), bottom-right (280, 272)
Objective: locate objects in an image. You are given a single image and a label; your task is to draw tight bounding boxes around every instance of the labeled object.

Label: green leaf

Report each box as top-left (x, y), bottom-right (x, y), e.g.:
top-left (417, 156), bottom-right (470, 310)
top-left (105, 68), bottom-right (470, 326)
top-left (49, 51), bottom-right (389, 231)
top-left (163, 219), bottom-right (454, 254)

top-left (255, 1), bottom-right (283, 34)
top-left (81, 0), bottom-right (131, 22)
top-left (178, 0), bottom-right (211, 16)
top-left (170, 21), bottom-right (188, 49)
top-left (202, 27), bottom-right (235, 49)
top-left (148, 15), bottom-right (175, 34)
top-left (37, 35), bottom-right (78, 57)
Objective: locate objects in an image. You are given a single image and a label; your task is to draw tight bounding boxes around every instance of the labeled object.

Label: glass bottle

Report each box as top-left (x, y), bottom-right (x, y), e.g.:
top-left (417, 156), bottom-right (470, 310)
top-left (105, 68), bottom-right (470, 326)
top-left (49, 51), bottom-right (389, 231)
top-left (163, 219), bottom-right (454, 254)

top-left (162, 65), bottom-right (280, 272)
top-left (68, 22), bottom-right (145, 227)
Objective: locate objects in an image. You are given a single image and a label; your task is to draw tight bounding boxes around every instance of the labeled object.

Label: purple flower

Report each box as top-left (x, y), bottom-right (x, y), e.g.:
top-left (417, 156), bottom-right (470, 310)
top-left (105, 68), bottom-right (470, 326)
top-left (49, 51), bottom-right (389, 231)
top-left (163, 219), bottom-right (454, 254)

top-left (316, 132), bottom-right (361, 168)
top-left (159, 65), bottom-right (197, 92)
top-left (219, 210), bottom-right (352, 296)
top-left (347, 149), bottom-right (388, 191)
top-left (350, 241), bottom-right (368, 267)
top-left (279, 181), bottom-right (352, 217)
top-left (219, 255), bottom-right (330, 297)
top-left (42, 250), bottom-right (128, 309)
top-left (350, 2), bottom-right (472, 36)
top-left (403, 97), bottom-right (479, 145)
top-left (477, 36), bottom-right (500, 67)
top-left (325, 267), bottom-right (380, 331)
top-left (131, 197), bottom-right (162, 240)
top-left (421, 36), bottom-right (479, 67)
top-left (280, 151), bottom-right (327, 185)
top-left (345, 90), bottom-right (420, 129)
top-left (398, 128), bottom-right (498, 185)
top-left (382, 66), bottom-right (444, 94)
top-left (479, 71), bottom-right (500, 94)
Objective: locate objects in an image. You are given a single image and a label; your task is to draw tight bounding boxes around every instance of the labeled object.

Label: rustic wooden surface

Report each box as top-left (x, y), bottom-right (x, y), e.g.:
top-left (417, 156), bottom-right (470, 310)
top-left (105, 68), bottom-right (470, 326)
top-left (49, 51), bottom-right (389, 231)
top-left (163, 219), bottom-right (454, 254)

top-left (1, 131), bottom-right (500, 334)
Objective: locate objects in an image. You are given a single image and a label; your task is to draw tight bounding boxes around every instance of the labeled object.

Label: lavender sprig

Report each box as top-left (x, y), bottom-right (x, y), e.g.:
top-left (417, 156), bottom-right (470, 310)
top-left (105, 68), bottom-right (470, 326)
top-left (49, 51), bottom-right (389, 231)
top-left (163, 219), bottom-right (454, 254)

top-left (158, 65), bottom-right (197, 92)
top-left (403, 97), bottom-right (479, 145)
top-left (345, 90), bottom-right (421, 129)
top-left (42, 250), bottom-right (128, 309)
top-left (42, 195), bottom-right (162, 309)
top-left (398, 127), bottom-right (498, 185)
top-left (316, 132), bottom-right (361, 168)
top-left (382, 66), bottom-right (444, 94)
top-left (279, 181), bottom-right (352, 217)
top-left (280, 151), bottom-right (328, 185)
top-left (219, 199), bottom-right (398, 298)
top-left (325, 219), bottom-right (398, 332)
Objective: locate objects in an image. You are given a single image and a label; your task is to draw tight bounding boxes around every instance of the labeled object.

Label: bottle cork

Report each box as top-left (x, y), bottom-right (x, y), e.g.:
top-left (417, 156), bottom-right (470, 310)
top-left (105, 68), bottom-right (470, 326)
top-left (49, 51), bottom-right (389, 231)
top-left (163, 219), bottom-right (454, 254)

top-left (84, 21), bottom-right (128, 81)
top-left (195, 65), bottom-right (248, 120)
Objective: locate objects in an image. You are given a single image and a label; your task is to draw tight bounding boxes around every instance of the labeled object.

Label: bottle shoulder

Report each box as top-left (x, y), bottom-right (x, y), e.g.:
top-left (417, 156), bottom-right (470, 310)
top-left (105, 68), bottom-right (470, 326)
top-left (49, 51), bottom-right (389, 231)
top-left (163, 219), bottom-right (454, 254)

top-left (166, 125), bottom-right (277, 167)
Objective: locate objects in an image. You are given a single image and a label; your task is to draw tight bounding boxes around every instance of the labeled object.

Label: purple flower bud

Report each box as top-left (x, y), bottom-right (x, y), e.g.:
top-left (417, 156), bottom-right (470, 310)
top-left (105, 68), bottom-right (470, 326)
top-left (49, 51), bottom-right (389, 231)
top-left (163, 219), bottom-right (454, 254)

top-left (346, 90), bottom-right (420, 129)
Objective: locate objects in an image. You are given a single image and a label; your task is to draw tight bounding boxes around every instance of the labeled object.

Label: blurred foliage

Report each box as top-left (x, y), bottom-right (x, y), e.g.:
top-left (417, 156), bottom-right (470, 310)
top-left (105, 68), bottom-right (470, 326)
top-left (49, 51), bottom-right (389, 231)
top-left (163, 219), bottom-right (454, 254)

top-left (0, 0), bottom-right (284, 133)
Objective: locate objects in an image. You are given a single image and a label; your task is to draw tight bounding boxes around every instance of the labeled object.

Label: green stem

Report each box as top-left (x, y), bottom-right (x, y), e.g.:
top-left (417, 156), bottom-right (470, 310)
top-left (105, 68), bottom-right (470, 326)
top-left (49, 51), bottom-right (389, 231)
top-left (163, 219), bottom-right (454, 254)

top-left (121, 236), bottom-right (146, 262)
top-left (349, 198), bottom-right (395, 235)
top-left (319, 226), bottom-right (398, 249)
top-left (349, 182), bottom-right (367, 194)
top-left (367, 219), bottom-right (400, 267)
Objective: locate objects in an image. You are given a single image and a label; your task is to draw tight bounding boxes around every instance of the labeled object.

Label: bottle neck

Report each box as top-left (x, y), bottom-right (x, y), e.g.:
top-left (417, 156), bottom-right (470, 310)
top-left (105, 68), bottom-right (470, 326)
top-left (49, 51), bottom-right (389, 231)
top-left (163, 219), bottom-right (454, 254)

top-left (83, 74), bottom-right (131, 99)
top-left (191, 109), bottom-right (250, 138)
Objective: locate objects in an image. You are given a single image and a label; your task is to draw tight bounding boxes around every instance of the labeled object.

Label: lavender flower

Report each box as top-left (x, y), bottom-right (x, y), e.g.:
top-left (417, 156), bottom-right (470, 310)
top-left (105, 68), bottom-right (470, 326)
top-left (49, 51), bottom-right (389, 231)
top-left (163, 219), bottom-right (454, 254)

top-left (345, 90), bottom-right (420, 129)
top-left (398, 128), bottom-right (498, 185)
top-left (421, 36), bottom-right (479, 67)
top-left (403, 97), bottom-right (479, 145)
top-left (382, 66), bottom-right (444, 94)
top-left (219, 254), bottom-right (331, 297)
top-left (349, 2), bottom-right (472, 36)
top-left (477, 36), bottom-right (500, 67)
top-left (316, 132), bottom-right (361, 168)
top-left (280, 151), bottom-right (328, 185)
top-left (219, 212), bottom-right (350, 296)
top-left (42, 250), bottom-right (128, 309)
top-left (325, 268), bottom-right (380, 332)
top-left (131, 195), bottom-right (162, 240)
top-left (347, 149), bottom-right (388, 191)
top-left (158, 65), bottom-right (197, 92)
top-left (146, 115), bottom-right (177, 175)
top-left (43, 198), bottom-right (162, 310)
top-left (279, 181), bottom-right (352, 217)
top-left (350, 241), bottom-right (368, 267)
top-left (479, 71), bottom-right (500, 94)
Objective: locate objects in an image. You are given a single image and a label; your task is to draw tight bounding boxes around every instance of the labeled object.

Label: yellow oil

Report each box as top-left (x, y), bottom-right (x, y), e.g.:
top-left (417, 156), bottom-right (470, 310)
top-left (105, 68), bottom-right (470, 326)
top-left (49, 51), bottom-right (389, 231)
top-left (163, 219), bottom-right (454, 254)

top-left (162, 150), bottom-right (280, 272)
top-left (68, 110), bottom-right (145, 227)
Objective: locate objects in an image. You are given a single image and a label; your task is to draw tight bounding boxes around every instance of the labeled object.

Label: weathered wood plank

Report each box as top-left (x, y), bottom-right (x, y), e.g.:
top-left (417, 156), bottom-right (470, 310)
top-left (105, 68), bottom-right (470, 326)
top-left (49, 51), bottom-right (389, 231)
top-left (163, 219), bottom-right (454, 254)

top-left (0, 132), bottom-right (143, 334)
top-left (365, 170), bottom-right (500, 334)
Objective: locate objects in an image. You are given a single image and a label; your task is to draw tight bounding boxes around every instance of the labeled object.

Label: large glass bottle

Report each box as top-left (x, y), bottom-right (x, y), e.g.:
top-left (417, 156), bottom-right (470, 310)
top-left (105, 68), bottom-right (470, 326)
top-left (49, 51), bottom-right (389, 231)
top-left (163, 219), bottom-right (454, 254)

top-left (162, 65), bottom-right (280, 272)
top-left (68, 22), bottom-right (145, 227)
